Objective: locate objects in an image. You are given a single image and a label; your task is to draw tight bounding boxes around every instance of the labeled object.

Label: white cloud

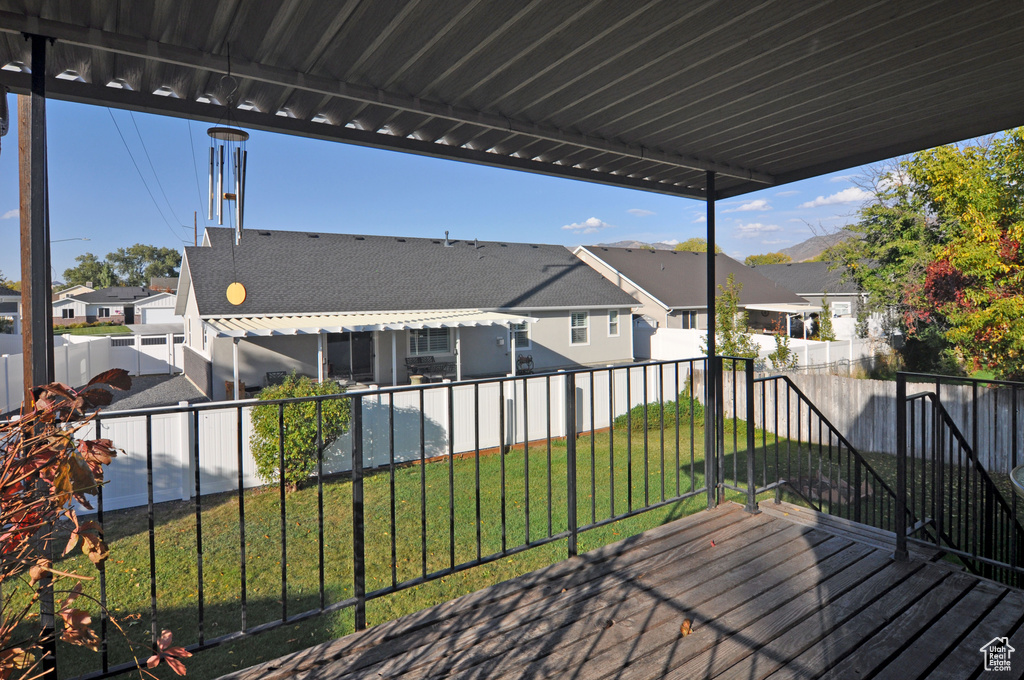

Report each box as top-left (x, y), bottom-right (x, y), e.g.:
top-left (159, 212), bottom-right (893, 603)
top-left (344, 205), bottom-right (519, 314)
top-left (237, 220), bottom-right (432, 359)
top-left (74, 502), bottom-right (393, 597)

top-left (659, 239), bottom-right (679, 246)
top-left (798, 187), bottom-right (872, 208)
top-left (1, 209), bottom-right (17, 220)
top-left (734, 222), bottom-right (782, 239)
top-left (627, 208), bottom-right (655, 217)
top-left (760, 239), bottom-right (790, 245)
top-left (693, 214), bottom-right (706, 223)
top-left (775, 190), bottom-right (799, 197)
top-left (829, 174), bottom-right (855, 183)
top-left (724, 199), bottom-right (772, 213)
top-left (561, 216), bottom-right (614, 235)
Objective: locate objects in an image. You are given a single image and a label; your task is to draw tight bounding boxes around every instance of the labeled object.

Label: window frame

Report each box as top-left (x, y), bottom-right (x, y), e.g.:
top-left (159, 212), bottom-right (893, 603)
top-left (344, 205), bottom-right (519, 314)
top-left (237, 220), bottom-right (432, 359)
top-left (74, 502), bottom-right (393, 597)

top-left (570, 311), bottom-right (590, 346)
top-left (97, 307), bottom-right (110, 318)
top-left (61, 308), bottom-right (74, 319)
top-left (608, 309), bottom-right (620, 337)
top-left (408, 327), bottom-right (451, 356)
top-left (831, 301), bottom-right (852, 317)
top-left (511, 319), bottom-right (531, 350)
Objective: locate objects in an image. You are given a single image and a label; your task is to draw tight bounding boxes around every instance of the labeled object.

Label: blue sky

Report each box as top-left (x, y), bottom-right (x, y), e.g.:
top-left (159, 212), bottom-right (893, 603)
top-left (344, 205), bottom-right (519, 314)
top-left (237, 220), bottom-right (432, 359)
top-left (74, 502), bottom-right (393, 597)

top-left (0, 98), bottom-right (875, 282)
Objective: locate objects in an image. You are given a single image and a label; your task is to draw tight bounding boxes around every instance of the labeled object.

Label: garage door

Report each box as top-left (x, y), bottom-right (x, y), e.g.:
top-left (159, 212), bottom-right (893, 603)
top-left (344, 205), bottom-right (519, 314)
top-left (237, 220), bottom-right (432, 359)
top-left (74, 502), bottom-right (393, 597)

top-left (140, 307), bottom-right (177, 324)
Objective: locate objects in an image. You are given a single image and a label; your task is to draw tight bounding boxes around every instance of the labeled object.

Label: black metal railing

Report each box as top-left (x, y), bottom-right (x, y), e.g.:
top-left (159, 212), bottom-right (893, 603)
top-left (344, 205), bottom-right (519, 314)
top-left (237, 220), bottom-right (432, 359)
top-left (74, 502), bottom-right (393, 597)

top-left (36, 356), bottom-right (770, 679)
top-left (896, 372), bottom-right (1024, 585)
top-left (749, 373), bottom-right (901, 533)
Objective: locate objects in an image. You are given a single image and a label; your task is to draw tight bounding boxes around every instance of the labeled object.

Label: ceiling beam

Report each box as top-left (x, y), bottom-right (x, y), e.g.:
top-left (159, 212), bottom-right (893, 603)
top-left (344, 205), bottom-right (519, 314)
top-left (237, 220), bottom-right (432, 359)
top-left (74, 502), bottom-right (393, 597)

top-left (0, 11), bottom-right (773, 185)
top-left (0, 70), bottom-right (710, 200)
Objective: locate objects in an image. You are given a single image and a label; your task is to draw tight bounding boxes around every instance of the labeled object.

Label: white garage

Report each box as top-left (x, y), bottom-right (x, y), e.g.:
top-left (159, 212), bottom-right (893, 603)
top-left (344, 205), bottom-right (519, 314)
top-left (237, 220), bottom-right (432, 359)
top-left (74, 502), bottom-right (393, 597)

top-left (134, 292), bottom-right (181, 325)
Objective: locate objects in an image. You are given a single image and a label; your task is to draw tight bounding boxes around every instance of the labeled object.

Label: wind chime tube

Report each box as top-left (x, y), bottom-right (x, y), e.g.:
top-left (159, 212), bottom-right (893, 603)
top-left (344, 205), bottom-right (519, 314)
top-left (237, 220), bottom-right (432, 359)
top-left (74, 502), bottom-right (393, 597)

top-left (217, 144), bottom-right (224, 225)
top-left (240, 148), bottom-right (248, 234)
top-left (234, 147), bottom-right (242, 242)
top-left (207, 146), bottom-right (215, 220)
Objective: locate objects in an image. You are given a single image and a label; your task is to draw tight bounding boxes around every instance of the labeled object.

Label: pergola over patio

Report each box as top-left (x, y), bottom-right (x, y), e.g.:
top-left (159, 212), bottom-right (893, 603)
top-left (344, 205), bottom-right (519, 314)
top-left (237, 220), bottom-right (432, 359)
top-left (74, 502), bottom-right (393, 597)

top-left (203, 309), bottom-right (536, 388)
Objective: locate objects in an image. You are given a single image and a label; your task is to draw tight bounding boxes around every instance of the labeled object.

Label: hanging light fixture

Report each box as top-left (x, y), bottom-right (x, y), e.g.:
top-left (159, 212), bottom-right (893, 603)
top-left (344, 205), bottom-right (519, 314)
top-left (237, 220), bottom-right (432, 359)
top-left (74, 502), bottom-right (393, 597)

top-left (207, 126), bottom-right (248, 245)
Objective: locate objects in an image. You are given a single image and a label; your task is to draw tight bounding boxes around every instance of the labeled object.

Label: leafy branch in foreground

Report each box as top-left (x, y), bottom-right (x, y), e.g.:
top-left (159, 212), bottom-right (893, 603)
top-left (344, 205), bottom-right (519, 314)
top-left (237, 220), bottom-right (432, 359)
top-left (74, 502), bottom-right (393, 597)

top-left (0, 369), bottom-right (190, 678)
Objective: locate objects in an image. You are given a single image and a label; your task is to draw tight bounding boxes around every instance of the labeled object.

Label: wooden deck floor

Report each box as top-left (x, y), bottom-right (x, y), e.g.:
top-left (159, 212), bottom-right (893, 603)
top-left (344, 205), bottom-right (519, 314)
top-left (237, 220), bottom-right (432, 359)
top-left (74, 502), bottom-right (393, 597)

top-left (220, 502), bottom-right (1024, 680)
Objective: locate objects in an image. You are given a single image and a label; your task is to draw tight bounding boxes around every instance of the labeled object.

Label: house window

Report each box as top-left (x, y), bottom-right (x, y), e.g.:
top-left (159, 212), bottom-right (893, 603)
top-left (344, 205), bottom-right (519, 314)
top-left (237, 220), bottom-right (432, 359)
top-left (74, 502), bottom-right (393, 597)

top-left (511, 320), bottom-right (530, 349)
top-left (832, 301), bottom-right (852, 317)
top-left (608, 310), bottom-right (620, 337)
top-left (98, 307), bottom-right (110, 318)
top-left (570, 311), bottom-right (589, 345)
top-left (61, 308), bottom-right (74, 319)
top-left (409, 328), bottom-right (450, 355)
top-left (680, 311), bottom-right (698, 329)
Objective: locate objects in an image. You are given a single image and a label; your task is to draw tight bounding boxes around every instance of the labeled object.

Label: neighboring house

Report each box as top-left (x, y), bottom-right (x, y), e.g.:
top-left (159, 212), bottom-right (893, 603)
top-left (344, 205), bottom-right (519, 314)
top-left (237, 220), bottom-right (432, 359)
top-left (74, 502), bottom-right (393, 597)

top-left (176, 228), bottom-right (639, 400)
top-left (52, 286), bottom-right (159, 326)
top-left (573, 246), bottom-right (812, 333)
top-left (0, 285), bottom-right (20, 334)
top-left (52, 283), bottom-right (95, 301)
top-left (749, 262), bottom-right (864, 319)
top-left (149, 276), bottom-right (179, 293)
top-left (133, 291), bottom-right (182, 325)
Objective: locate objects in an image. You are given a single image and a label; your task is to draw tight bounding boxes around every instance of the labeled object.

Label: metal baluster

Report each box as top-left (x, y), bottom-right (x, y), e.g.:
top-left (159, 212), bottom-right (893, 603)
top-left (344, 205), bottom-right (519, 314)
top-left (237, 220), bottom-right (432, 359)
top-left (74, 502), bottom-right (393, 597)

top-left (316, 400), bottom-right (325, 610)
top-left (390, 395), bottom-right (397, 587)
top-left (448, 384), bottom-right (455, 569)
top-left (352, 396), bottom-right (365, 630)
top-left (566, 372), bottom-right (578, 557)
top-left (278, 404), bottom-right (287, 621)
top-left (146, 415), bottom-right (157, 646)
top-left (193, 409), bottom-right (204, 643)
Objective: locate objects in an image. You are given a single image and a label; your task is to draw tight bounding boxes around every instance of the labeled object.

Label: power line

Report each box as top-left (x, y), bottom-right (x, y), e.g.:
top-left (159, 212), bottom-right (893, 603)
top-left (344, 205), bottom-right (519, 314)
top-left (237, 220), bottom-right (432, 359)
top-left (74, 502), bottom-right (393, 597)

top-left (106, 108), bottom-right (188, 245)
top-left (187, 117), bottom-right (208, 228)
top-left (128, 110), bottom-right (183, 226)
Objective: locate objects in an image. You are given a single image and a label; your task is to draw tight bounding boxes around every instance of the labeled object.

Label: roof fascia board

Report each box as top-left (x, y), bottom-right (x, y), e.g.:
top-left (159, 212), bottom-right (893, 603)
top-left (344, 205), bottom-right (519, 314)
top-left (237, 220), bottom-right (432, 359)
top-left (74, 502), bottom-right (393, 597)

top-left (573, 247), bottom-right (671, 311)
top-left (0, 12), bottom-right (772, 186)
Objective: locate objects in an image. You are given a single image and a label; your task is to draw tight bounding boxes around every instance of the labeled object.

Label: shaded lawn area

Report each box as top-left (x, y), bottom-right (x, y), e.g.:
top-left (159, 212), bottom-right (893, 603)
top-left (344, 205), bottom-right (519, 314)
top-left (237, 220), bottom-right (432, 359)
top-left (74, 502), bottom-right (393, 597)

top-left (36, 420), bottom-right (906, 680)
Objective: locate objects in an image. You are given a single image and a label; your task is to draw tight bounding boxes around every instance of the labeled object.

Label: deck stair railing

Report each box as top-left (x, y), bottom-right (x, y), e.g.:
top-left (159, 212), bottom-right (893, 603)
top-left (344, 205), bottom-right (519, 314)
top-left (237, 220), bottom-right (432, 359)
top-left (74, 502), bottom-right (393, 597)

top-left (746, 372), bottom-right (906, 535)
top-left (896, 372), bottom-right (1024, 586)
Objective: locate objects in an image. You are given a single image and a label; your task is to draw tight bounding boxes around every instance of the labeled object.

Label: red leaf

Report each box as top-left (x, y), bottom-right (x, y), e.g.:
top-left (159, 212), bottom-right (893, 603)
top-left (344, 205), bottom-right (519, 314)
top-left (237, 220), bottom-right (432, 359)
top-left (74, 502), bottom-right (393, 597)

top-left (85, 369), bottom-right (132, 391)
top-left (78, 388), bottom-right (113, 408)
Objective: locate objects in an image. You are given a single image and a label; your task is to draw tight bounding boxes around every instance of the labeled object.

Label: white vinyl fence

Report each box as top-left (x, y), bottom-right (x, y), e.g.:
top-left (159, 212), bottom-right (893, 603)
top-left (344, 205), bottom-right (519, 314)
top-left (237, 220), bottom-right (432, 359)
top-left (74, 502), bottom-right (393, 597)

top-left (81, 363), bottom-right (706, 512)
top-left (0, 332), bottom-right (184, 414)
top-left (647, 328), bottom-right (885, 373)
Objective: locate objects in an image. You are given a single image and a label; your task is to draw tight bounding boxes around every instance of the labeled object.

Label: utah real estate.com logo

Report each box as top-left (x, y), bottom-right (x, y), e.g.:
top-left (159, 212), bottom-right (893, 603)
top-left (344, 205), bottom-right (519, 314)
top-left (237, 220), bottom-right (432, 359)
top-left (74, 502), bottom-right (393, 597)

top-left (980, 637), bottom-right (1015, 672)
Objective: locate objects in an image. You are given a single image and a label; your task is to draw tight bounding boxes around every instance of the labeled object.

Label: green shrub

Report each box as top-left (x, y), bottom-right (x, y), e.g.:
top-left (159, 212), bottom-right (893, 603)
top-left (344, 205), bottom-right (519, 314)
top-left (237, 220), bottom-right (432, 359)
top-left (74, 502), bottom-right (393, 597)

top-left (249, 373), bottom-right (350, 489)
top-left (613, 388), bottom-right (705, 431)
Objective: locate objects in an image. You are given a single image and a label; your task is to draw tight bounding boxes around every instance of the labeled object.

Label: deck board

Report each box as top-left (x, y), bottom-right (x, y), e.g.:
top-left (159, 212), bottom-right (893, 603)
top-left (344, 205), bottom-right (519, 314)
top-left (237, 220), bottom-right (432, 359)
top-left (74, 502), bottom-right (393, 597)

top-left (219, 501), bottom-right (1024, 680)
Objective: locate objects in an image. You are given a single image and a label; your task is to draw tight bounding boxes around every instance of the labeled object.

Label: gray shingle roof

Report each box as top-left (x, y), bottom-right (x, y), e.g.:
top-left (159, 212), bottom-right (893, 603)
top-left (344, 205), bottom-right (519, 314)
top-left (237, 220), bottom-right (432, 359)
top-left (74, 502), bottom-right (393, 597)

top-left (0, 286), bottom-right (18, 297)
top-left (749, 262), bottom-right (861, 296)
top-left (581, 247), bottom-right (808, 309)
top-left (187, 228), bottom-right (639, 316)
top-left (74, 287), bottom-right (157, 304)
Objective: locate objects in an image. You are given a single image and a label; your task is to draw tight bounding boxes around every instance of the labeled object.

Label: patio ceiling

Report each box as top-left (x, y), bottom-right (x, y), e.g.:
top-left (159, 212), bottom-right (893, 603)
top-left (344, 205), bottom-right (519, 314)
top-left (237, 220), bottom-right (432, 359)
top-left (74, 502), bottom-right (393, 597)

top-left (203, 309), bottom-right (536, 338)
top-left (2, 1), bottom-right (1023, 200)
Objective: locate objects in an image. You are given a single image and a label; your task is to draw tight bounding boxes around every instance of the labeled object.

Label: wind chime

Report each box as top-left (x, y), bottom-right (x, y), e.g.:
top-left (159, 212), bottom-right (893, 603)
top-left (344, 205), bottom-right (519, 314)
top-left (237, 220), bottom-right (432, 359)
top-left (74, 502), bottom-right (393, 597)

top-left (207, 126), bottom-right (248, 244)
top-left (207, 124), bottom-right (249, 305)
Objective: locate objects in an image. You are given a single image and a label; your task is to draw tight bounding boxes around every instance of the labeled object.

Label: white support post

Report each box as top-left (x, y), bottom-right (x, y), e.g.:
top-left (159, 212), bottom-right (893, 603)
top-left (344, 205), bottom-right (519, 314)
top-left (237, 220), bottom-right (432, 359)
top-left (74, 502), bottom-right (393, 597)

top-left (232, 338), bottom-right (240, 400)
top-left (510, 324), bottom-right (516, 376)
top-left (317, 333), bottom-right (325, 382)
top-left (391, 332), bottom-right (398, 387)
top-left (63, 342), bottom-right (70, 385)
top-left (455, 328), bottom-right (462, 382)
top-left (373, 332), bottom-right (380, 384)
top-left (2, 355), bottom-right (8, 413)
top-left (826, 340), bottom-right (830, 366)
top-left (787, 314), bottom-right (792, 338)
top-left (136, 333), bottom-right (142, 376)
top-left (86, 340), bottom-right (91, 380)
top-left (167, 333), bottom-right (174, 374)
top-left (179, 401), bottom-right (192, 501)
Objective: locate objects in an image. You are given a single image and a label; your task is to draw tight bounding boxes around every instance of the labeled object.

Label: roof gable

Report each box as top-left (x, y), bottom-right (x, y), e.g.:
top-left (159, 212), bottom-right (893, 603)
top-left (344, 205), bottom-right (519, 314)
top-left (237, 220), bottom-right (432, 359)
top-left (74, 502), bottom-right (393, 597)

top-left (185, 228), bottom-right (638, 316)
top-left (74, 287), bottom-right (157, 304)
top-left (579, 247), bottom-right (807, 309)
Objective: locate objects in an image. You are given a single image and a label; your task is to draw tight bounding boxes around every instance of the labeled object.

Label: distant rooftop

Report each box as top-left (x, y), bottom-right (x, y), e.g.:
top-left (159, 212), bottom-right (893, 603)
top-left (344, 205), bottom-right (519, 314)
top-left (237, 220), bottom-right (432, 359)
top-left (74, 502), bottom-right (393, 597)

top-left (749, 262), bottom-right (861, 296)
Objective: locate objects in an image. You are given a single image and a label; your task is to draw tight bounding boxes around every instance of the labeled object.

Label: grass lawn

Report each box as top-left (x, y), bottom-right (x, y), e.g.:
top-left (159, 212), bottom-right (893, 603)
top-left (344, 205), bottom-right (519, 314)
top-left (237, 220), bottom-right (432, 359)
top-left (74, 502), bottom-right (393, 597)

top-left (53, 325), bottom-right (132, 336)
top-left (25, 418), bottom-right (933, 679)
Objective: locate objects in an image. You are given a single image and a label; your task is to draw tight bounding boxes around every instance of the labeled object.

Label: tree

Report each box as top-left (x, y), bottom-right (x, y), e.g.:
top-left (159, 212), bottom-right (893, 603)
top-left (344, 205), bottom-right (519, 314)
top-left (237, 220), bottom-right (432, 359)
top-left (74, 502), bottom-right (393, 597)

top-left (744, 252), bottom-right (791, 266)
top-left (250, 374), bottom-right (351, 489)
top-left (909, 129), bottom-right (1024, 378)
top-left (674, 237), bottom-right (723, 253)
top-left (700, 273), bottom-right (759, 363)
top-left (814, 293), bottom-right (837, 341)
top-left (62, 245), bottom-right (181, 288)
top-left (63, 253), bottom-right (107, 288)
top-left (107, 244), bottom-right (181, 287)
top-left (766, 319), bottom-right (798, 370)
